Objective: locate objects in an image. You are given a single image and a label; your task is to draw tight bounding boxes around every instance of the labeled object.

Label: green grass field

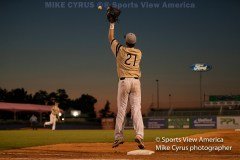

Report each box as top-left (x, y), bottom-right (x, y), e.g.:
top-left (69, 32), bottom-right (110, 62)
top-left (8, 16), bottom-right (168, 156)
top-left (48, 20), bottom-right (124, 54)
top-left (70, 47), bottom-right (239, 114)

top-left (0, 129), bottom-right (215, 150)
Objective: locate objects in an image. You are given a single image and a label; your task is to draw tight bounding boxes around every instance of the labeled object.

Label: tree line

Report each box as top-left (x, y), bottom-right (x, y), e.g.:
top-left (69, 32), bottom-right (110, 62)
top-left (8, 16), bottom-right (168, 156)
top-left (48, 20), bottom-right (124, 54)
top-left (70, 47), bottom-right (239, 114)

top-left (0, 87), bottom-right (116, 118)
top-left (0, 88), bottom-right (99, 118)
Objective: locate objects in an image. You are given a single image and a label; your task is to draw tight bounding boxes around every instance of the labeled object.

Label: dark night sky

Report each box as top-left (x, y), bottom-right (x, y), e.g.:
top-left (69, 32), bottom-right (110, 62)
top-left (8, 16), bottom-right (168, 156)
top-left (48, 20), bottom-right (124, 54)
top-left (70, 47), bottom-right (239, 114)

top-left (1, 0), bottom-right (240, 113)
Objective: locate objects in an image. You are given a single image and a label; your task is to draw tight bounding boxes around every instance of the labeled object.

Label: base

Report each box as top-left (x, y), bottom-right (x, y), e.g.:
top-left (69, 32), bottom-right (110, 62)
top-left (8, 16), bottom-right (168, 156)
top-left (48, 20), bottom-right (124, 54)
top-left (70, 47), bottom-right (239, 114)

top-left (127, 150), bottom-right (155, 155)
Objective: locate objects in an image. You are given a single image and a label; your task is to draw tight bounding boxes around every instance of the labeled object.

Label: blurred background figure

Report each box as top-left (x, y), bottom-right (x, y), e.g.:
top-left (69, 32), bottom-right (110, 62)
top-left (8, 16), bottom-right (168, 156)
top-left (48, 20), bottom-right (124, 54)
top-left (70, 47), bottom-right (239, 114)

top-left (44, 101), bottom-right (60, 130)
top-left (29, 114), bottom-right (38, 130)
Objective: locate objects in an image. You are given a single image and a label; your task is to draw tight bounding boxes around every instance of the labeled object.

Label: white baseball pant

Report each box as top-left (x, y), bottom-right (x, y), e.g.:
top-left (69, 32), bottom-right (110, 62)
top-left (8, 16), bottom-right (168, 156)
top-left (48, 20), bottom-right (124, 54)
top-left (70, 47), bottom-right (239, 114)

top-left (114, 78), bottom-right (144, 140)
top-left (44, 113), bottom-right (57, 130)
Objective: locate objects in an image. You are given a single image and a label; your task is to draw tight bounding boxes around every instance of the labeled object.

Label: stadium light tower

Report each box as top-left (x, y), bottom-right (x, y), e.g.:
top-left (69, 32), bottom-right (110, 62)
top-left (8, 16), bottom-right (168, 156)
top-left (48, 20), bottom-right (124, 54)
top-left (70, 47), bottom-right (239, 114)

top-left (190, 63), bottom-right (212, 108)
top-left (156, 79), bottom-right (160, 109)
top-left (169, 94), bottom-right (172, 109)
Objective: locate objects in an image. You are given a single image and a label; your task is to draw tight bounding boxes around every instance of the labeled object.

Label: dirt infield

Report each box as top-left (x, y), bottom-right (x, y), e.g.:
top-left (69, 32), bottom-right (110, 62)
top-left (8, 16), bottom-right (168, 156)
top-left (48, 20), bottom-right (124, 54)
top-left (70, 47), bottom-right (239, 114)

top-left (0, 130), bottom-right (239, 160)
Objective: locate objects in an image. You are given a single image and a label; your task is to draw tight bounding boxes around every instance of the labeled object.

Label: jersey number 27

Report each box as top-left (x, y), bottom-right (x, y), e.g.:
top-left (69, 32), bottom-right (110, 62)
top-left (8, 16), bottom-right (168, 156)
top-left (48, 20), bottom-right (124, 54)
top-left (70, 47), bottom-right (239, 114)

top-left (125, 53), bottom-right (137, 66)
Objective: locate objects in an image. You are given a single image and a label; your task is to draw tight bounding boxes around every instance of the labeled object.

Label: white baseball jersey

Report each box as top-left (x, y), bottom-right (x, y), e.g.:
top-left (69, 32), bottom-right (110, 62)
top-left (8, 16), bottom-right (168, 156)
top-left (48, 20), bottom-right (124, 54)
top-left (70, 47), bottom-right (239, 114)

top-left (110, 39), bottom-right (144, 140)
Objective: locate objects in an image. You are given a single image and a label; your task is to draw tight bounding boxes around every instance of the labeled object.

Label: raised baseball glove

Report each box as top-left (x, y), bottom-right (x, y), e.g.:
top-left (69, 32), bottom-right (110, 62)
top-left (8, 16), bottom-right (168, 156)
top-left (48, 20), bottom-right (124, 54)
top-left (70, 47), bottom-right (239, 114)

top-left (107, 6), bottom-right (121, 23)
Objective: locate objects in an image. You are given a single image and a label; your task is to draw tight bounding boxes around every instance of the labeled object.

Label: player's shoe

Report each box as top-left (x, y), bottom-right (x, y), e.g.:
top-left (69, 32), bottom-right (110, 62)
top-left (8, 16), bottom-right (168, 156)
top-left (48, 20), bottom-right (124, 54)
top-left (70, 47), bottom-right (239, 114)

top-left (112, 138), bottom-right (124, 148)
top-left (135, 136), bottom-right (145, 149)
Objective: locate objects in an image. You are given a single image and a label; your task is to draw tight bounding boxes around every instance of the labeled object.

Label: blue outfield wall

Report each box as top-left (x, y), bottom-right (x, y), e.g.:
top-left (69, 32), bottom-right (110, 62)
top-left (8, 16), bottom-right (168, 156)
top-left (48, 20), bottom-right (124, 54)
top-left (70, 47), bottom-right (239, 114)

top-left (125, 116), bottom-right (219, 129)
top-left (190, 116), bottom-right (217, 129)
top-left (147, 118), bottom-right (168, 129)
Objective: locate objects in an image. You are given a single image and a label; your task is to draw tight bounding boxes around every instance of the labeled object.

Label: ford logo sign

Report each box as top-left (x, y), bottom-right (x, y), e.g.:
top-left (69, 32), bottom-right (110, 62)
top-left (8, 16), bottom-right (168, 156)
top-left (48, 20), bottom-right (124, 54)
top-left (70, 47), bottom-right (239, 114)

top-left (190, 63), bottom-right (212, 72)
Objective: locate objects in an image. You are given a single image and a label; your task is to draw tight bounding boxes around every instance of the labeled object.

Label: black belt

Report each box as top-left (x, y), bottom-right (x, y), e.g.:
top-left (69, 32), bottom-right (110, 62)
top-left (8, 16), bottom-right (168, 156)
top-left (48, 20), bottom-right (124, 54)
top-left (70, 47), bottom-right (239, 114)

top-left (120, 77), bottom-right (139, 80)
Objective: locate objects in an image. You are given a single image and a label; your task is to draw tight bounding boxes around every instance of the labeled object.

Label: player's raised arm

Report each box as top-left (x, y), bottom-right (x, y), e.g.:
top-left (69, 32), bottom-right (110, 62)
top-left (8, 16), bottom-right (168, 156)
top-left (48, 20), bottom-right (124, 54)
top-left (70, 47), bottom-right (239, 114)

top-left (107, 6), bottom-right (121, 56)
top-left (108, 23), bottom-right (115, 43)
top-left (107, 6), bottom-right (120, 43)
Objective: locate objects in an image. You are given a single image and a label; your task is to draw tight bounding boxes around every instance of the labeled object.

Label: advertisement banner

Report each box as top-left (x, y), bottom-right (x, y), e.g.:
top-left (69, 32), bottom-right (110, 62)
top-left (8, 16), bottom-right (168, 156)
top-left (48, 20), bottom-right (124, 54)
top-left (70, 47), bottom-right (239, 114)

top-left (168, 117), bottom-right (190, 129)
top-left (147, 118), bottom-right (167, 129)
top-left (217, 116), bottom-right (240, 129)
top-left (191, 117), bottom-right (216, 129)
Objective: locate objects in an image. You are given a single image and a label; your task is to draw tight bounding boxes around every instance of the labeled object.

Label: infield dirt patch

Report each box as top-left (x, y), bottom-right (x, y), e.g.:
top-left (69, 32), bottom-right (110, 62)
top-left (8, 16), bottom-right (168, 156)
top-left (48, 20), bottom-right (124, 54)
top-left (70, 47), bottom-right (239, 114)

top-left (0, 130), bottom-right (239, 160)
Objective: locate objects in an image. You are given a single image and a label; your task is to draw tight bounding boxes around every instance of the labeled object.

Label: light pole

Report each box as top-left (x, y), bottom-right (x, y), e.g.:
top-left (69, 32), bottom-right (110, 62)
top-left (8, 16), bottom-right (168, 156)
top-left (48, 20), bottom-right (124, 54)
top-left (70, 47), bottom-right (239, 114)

top-left (190, 63), bottom-right (212, 108)
top-left (169, 94), bottom-right (172, 109)
top-left (199, 72), bottom-right (202, 108)
top-left (168, 94), bottom-right (172, 116)
top-left (156, 79), bottom-right (159, 109)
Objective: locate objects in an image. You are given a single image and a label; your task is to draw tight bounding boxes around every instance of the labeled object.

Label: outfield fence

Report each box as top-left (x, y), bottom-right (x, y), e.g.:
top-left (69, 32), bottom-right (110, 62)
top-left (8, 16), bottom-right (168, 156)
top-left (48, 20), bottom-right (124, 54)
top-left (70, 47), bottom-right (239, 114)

top-left (125, 116), bottom-right (240, 130)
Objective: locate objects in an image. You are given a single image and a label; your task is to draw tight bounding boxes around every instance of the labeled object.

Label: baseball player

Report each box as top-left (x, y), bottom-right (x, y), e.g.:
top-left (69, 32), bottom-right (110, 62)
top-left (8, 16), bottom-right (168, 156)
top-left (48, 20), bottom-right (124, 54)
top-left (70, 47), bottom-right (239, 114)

top-left (107, 7), bottom-right (145, 149)
top-left (44, 102), bottom-right (60, 130)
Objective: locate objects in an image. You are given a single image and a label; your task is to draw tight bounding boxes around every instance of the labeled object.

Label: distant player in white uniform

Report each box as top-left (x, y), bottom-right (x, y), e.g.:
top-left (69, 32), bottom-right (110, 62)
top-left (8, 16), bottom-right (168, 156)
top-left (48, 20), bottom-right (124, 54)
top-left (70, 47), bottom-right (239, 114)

top-left (44, 102), bottom-right (60, 130)
top-left (108, 22), bottom-right (145, 149)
